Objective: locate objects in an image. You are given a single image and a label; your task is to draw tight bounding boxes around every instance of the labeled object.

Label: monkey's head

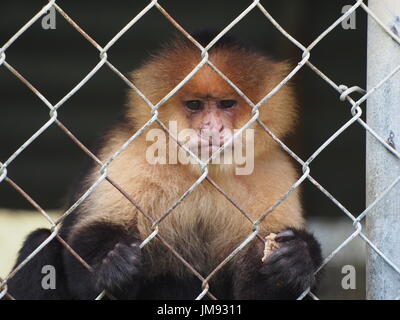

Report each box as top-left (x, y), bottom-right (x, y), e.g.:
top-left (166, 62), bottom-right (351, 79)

top-left (128, 35), bottom-right (298, 174)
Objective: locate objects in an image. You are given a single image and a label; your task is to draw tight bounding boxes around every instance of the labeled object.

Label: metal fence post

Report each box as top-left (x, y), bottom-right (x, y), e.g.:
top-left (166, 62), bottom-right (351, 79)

top-left (366, 0), bottom-right (400, 300)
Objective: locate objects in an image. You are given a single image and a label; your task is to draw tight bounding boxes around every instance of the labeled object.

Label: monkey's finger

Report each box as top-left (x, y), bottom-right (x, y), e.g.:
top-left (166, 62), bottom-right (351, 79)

top-left (275, 229), bottom-right (296, 243)
top-left (262, 245), bottom-right (293, 265)
top-left (130, 239), bottom-right (142, 248)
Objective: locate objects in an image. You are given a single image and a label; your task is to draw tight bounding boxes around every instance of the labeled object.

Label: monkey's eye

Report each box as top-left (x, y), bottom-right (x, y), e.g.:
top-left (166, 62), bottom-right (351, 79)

top-left (185, 100), bottom-right (203, 111)
top-left (219, 100), bottom-right (237, 109)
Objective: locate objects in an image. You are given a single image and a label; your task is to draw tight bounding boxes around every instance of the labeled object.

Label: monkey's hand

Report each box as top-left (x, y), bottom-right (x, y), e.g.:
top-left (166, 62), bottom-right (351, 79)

top-left (260, 229), bottom-right (322, 299)
top-left (233, 228), bottom-right (322, 300)
top-left (94, 240), bottom-right (143, 295)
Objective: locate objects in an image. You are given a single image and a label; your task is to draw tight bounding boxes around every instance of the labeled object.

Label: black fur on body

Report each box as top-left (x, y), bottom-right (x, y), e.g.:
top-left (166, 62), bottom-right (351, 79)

top-left (6, 219), bottom-right (321, 299)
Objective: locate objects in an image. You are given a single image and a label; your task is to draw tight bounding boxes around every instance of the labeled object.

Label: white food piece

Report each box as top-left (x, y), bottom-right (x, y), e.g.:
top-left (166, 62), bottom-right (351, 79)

top-left (261, 233), bottom-right (280, 262)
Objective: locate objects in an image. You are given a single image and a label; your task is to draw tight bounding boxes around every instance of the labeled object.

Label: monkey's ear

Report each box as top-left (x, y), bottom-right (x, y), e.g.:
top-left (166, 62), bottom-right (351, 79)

top-left (273, 59), bottom-right (295, 77)
top-left (262, 58), bottom-right (298, 98)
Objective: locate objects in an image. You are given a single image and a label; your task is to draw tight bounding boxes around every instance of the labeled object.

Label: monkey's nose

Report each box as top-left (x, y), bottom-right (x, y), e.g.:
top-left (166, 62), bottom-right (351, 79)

top-left (202, 121), bottom-right (224, 131)
top-left (210, 124), bottom-right (224, 135)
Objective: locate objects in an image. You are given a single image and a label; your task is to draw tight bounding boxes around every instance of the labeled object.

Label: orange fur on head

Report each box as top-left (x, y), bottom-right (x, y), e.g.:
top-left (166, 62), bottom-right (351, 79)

top-left (127, 38), bottom-right (298, 161)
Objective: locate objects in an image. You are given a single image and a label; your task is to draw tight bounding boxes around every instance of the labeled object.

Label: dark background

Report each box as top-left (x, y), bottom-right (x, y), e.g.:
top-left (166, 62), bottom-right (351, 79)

top-left (0, 0), bottom-right (367, 215)
top-left (0, 0), bottom-right (369, 299)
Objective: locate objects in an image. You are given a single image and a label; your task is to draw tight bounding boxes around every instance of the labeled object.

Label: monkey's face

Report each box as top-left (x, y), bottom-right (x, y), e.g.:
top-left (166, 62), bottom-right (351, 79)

top-left (129, 42), bottom-right (297, 173)
top-left (155, 68), bottom-right (257, 173)
top-left (177, 96), bottom-right (238, 157)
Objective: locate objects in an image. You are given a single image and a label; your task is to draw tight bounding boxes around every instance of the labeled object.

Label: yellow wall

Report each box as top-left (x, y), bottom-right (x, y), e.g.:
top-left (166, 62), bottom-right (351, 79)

top-left (0, 210), bottom-right (59, 279)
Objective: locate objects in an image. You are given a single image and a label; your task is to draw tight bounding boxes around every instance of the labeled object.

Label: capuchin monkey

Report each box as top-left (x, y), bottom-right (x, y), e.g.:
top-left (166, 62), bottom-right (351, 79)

top-left (6, 32), bottom-right (322, 300)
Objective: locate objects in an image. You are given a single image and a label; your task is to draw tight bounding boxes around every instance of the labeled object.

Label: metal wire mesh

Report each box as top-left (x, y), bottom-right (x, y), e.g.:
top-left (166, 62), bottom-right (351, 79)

top-left (1, 0), bottom-right (399, 300)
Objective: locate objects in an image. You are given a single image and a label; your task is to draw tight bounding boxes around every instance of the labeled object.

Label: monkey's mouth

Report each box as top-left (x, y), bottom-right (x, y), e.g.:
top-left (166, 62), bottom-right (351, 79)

top-left (183, 134), bottom-right (237, 158)
top-left (190, 140), bottom-right (233, 157)
top-left (202, 143), bottom-right (221, 152)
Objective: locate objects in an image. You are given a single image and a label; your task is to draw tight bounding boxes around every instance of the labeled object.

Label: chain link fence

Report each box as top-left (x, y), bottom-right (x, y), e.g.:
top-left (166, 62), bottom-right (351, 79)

top-left (0, 0), bottom-right (399, 300)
